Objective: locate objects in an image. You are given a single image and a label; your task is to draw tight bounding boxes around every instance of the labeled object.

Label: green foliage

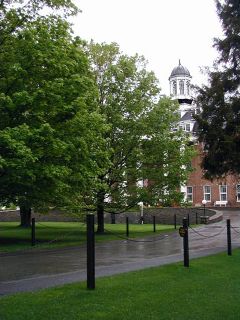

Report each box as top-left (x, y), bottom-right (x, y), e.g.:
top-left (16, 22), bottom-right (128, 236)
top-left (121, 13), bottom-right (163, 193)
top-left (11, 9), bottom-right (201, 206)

top-left (0, 2), bottom-right (108, 213)
top-left (86, 41), bottom-right (194, 213)
top-left (196, 0), bottom-right (240, 178)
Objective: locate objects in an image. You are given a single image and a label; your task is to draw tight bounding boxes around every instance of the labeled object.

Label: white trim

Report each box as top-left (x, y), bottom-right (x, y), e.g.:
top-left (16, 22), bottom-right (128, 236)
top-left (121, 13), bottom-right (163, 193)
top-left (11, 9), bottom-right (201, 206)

top-left (236, 184), bottom-right (240, 202)
top-left (219, 185), bottom-right (227, 202)
top-left (186, 186), bottom-right (193, 202)
top-left (203, 185), bottom-right (211, 202)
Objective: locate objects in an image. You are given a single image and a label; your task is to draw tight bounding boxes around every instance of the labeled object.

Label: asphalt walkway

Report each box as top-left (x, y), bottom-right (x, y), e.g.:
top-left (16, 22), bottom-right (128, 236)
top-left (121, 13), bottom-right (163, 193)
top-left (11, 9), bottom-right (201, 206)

top-left (0, 210), bottom-right (240, 296)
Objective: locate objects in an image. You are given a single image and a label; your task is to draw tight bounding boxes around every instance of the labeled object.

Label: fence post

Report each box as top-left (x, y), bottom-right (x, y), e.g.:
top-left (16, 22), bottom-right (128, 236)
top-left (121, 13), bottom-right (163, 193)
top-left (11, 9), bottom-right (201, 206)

top-left (126, 217), bottom-right (129, 237)
top-left (227, 219), bottom-right (232, 256)
top-left (196, 212), bottom-right (198, 225)
top-left (174, 214), bottom-right (177, 229)
top-left (153, 216), bottom-right (156, 233)
top-left (183, 218), bottom-right (189, 267)
top-left (87, 214), bottom-right (95, 290)
top-left (31, 218), bottom-right (36, 246)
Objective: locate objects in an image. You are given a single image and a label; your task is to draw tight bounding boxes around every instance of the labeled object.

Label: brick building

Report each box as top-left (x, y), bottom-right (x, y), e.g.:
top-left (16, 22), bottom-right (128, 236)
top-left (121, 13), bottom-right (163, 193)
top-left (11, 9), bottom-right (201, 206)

top-left (169, 61), bottom-right (240, 207)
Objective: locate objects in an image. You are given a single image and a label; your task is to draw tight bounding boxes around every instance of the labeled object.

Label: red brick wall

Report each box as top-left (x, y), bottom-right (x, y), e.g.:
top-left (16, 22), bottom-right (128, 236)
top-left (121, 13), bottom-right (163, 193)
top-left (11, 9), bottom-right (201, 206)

top-left (187, 144), bottom-right (240, 207)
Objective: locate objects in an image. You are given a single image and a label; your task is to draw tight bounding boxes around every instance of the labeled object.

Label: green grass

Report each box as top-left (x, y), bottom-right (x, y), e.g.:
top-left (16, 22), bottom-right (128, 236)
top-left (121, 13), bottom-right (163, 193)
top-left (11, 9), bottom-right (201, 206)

top-left (0, 222), bottom-right (174, 252)
top-left (1, 250), bottom-right (240, 320)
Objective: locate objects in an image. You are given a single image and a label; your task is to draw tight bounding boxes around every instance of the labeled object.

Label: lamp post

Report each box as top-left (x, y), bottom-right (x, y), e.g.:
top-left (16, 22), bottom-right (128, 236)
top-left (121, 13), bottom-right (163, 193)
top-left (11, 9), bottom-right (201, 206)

top-left (139, 201), bottom-right (144, 224)
top-left (202, 199), bottom-right (207, 216)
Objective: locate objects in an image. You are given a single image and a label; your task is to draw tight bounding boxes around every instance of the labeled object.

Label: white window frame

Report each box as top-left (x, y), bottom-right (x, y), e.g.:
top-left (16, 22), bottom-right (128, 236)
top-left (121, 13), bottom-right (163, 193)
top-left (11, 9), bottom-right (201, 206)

top-left (186, 186), bottom-right (193, 202)
top-left (236, 184), bottom-right (240, 202)
top-left (186, 81), bottom-right (190, 95)
top-left (185, 123), bottom-right (191, 132)
top-left (173, 81), bottom-right (177, 95)
top-left (203, 185), bottom-right (211, 202)
top-left (219, 185), bottom-right (227, 201)
top-left (179, 80), bottom-right (184, 95)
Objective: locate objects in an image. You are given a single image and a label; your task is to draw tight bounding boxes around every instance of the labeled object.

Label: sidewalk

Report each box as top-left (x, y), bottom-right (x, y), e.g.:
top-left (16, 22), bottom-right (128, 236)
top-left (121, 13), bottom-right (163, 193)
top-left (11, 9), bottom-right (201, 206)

top-left (0, 210), bottom-right (239, 296)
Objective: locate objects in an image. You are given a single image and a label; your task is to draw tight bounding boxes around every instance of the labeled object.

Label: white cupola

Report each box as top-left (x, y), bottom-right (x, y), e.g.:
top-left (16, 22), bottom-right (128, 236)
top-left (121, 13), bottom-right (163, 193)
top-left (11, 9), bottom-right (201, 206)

top-left (169, 60), bottom-right (198, 138)
top-left (169, 60), bottom-right (192, 100)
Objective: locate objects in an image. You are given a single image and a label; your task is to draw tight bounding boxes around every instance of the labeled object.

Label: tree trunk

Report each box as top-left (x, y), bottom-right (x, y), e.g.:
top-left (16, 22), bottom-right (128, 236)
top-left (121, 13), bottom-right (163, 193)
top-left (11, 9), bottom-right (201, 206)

top-left (96, 191), bottom-right (105, 234)
top-left (20, 206), bottom-right (32, 227)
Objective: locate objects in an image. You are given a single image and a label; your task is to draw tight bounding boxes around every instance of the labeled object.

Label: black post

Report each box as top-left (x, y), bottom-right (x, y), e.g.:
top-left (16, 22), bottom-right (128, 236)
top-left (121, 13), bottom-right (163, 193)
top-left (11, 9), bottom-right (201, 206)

top-left (174, 214), bottom-right (177, 229)
top-left (153, 216), bottom-right (156, 233)
top-left (87, 214), bottom-right (95, 290)
top-left (227, 219), bottom-right (232, 256)
top-left (196, 212), bottom-right (198, 225)
top-left (203, 204), bottom-right (206, 216)
top-left (187, 213), bottom-right (190, 227)
top-left (126, 217), bottom-right (129, 237)
top-left (183, 218), bottom-right (189, 267)
top-left (31, 218), bottom-right (35, 246)
top-left (111, 213), bottom-right (115, 224)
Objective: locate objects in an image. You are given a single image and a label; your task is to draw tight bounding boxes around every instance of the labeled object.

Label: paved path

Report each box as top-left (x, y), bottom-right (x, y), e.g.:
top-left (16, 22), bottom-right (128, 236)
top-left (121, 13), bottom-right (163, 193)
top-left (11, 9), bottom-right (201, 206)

top-left (1, 210), bottom-right (240, 296)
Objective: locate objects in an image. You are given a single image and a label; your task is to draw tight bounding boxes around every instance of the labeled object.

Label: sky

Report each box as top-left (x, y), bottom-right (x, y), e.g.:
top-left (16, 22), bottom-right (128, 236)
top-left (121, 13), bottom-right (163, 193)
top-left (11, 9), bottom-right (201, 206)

top-left (71, 0), bottom-right (223, 94)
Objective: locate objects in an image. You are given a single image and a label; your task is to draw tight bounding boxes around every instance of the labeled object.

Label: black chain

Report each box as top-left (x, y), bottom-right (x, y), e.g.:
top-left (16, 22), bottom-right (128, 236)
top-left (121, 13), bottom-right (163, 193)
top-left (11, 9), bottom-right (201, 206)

top-left (0, 223), bottom-right (87, 255)
top-left (189, 226), bottom-right (226, 239)
top-left (231, 226), bottom-right (240, 235)
top-left (104, 228), bottom-right (169, 243)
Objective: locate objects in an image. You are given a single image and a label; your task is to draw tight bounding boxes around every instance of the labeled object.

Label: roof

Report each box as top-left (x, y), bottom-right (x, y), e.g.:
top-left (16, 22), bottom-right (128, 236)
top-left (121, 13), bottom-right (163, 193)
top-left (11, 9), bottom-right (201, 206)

top-left (192, 121), bottom-right (199, 133)
top-left (170, 60), bottom-right (191, 78)
top-left (180, 111), bottom-right (194, 122)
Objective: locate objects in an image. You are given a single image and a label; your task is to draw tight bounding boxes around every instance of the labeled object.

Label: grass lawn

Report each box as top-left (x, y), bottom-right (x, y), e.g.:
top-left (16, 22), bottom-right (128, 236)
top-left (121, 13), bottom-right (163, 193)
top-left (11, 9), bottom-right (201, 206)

top-left (0, 250), bottom-right (240, 320)
top-left (0, 222), bottom-right (174, 252)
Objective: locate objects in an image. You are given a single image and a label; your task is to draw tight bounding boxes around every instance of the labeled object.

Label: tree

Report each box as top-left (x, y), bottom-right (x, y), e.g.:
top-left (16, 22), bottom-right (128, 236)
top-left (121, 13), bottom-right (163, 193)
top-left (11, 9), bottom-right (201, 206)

top-left (0, 2), bottom-right (107, 226)
top-left (195, 0), bottom-right (240, 179)
top-left (86, 41), bottom-right (194, 233)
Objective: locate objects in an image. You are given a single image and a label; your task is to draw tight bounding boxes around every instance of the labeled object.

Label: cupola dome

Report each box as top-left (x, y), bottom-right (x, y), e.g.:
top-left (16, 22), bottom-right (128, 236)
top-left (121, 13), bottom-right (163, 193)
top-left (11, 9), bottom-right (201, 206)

top-left (169, 60), bottom-right (191, 78)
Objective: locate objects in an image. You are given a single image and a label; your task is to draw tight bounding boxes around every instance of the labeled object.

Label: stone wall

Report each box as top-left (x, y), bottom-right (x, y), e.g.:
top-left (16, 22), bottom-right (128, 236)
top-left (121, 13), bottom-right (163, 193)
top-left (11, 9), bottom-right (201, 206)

top-left (0, 210), bottom-right (83, 222)
top-left (0, 207), bottom-right (221, 225)
top-left (104, 207), bottom-right (217, 225)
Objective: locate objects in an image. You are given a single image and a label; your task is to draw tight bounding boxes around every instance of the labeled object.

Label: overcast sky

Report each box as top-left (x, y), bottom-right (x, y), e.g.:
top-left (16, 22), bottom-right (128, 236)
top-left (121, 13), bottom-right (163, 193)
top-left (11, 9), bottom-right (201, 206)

top-left (71, 0), bottom-right (223, 94)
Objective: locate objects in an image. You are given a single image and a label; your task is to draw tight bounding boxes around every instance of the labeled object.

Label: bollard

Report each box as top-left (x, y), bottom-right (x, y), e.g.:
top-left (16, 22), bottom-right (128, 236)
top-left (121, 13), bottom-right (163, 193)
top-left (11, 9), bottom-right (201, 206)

top-left (183, 218), bottom-right (189, 267)
top-left (227, 219), bottom-right (232, 256)
top-left (87, 214), bottom-right (95, 290)
top-left (196, 212), bottom-right (198, 225)
top-left (126, 217), bottom-right (129, 237)
top-left (174, 214), bottom-right (177, 230)
top-left (31, 218), bottom-right (36, 246)
top-left (153, 216), bottom-right (156, 233)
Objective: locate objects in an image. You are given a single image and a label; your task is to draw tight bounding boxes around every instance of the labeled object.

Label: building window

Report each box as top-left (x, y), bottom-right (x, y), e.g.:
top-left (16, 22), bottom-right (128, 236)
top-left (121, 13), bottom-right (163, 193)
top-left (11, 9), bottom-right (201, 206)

top-left (173, 81), bottom-right (177, 95)
top-left (179, 80), bottom-right (184, 95)
top-left (236, 184), bottom-right (240, 202)
top-left (186, 186), bottom-right (193, 202)
top-left (179, 125), bottom-right (184, 130)
top-left (219, 185), bottom-right (227, 201)
top-left (185, 123), bottom-right (191, 132)
top-left (203, 185), bottom-right (211, 202)
top-left (186, 81), bottom-right (190, 95)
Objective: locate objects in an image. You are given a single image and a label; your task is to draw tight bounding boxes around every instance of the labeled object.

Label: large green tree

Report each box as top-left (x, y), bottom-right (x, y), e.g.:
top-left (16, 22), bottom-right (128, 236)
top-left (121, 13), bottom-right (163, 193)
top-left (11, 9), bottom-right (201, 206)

top-left (196, 0), bottom-right (240, 178)
top-left (86, 41), bottom-right (194, 233)
top-left (0, 1), bottom-right (107, 226)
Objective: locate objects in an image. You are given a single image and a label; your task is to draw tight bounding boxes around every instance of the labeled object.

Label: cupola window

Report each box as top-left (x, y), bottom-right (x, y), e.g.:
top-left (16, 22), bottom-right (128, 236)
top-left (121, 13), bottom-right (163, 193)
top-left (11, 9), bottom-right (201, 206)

top-left (179, 80), bottom-right (184, 95)
top-left (173, 81), bottom-right (177, 95)
top-left (186, 81), bottom-right (190, 95)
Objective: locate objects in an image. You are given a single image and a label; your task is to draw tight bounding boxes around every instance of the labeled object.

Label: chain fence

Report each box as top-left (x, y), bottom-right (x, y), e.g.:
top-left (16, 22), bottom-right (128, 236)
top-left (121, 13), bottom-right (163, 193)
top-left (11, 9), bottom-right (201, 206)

top-left (189, 225), bottom-right (226, 239)
top-left (231, 226), bottom-right (240, 235)
top-left (104, 227), bottom-right (172, 243)
top-left (0, 221), bottom-right (86, 254)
